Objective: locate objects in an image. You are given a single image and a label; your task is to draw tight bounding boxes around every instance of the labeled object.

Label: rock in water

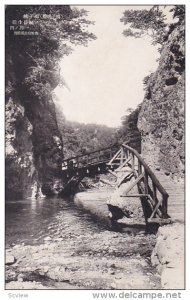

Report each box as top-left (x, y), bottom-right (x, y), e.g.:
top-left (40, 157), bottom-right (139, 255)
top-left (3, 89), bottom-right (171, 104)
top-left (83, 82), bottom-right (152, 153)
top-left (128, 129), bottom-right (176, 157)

top-left (6, 255), bottom-right (16, 265)
top-left (44, 236), bottom-right (52, 241)
top-left (17, 274), bottom-right (24, 282)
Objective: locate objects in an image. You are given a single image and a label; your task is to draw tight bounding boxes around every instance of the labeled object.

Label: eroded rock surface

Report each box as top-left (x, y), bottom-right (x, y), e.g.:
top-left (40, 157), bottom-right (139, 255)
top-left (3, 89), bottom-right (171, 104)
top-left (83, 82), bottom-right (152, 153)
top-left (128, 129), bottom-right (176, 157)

top-left (5, 54), bottom-right (64, 200)
top-left (151, 223), bottom-right (184, 289)
top-left (138, 22), bottom-right (185, 181)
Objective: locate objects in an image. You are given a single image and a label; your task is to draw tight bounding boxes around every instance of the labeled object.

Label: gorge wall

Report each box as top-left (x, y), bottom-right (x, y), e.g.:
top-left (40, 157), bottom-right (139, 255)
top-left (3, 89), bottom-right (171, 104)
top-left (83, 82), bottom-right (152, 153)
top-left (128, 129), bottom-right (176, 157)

top-left (5, 54), bottom-right (64, 200)
top-left (138, 21), bottom-right (185, 181)
top-left (5, 6), bottom-right (70, 200)
top-left (5, 5), bottom-right (95, 200)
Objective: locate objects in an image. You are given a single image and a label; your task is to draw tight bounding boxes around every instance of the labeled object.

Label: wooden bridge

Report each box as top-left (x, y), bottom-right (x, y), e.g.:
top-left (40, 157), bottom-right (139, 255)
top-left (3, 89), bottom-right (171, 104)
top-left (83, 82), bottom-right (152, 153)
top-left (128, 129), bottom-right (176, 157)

top-left (61, 143), bottom-right (184, 226)
top-left (62, 144), bottom-right (119, 178)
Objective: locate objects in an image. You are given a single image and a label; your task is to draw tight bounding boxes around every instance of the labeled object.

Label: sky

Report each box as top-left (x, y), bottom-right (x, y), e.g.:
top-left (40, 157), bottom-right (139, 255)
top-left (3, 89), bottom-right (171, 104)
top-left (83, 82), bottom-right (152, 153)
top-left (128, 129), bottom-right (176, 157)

top-left (55, 5), bottom-right (160, 128)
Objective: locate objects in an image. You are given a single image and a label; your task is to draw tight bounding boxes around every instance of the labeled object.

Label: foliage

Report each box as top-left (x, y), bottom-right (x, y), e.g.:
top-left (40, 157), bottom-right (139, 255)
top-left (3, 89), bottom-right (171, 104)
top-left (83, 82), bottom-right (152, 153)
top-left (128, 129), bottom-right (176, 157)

top-left (170, 5), bottom-right (185, 22)
top-left (142, 73), bottom-right (155, 93)
top-left (55, 107), bottom-right (117, 159)
top-left (143, 75), bottom-right (151, 88)
top-left (5, 5), bottom-right (96, 100)
top-left (120, 5), bottom-right (185, 46)
top-left (62, 122), bottom-right (117, 159)
top-left (5, 5), bottom-right (96, 196)
top-left (116, 105), bottom-right (142, 152)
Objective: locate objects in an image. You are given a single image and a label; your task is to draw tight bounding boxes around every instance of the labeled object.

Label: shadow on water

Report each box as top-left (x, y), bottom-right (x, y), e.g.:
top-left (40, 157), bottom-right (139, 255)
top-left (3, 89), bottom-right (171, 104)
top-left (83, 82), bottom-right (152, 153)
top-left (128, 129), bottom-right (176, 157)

top-left (6, 193), bottom-right (158, 249)
top-left (5, 195), bottom-right (109, 247)
top-left (5, 195), bottom-right (161, 289)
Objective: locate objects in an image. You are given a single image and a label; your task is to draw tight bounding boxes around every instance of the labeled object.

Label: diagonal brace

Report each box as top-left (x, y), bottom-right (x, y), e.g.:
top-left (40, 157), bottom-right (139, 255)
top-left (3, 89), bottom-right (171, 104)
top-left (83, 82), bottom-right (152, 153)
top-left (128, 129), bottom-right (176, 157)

top-left (115, 155), bottom-right (132, 172)
top-left (107, 149), bottom-right (121, 165)
top-left (117, 171), bottom-right (134, 188)
top-left (148, 200), bottom-right (162, 221)
top-left (120, 172), bottom-right (145, 196)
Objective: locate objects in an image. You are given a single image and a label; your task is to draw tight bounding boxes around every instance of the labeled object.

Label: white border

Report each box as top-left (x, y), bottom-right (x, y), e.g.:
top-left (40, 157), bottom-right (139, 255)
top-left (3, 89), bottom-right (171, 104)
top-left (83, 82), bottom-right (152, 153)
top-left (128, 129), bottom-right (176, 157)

top-left (1, 1), bottom-right (189, 299)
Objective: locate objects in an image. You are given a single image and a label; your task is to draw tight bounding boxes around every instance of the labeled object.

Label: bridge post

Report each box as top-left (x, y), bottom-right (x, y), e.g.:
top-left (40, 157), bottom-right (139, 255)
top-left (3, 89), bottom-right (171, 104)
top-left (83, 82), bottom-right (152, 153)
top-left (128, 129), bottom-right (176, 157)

top-left (132, 153), bottom-right (135, 173)
top-left (138, 160), bottom-right (142, 176)
top-left (152, 183), bottom-right (157, 205)
top-left (162, 195), bottom-right (169, 218)
top-left (121, 147), bottom-right (124, 164)
top-left (144, 171), bottom-right (149, 194)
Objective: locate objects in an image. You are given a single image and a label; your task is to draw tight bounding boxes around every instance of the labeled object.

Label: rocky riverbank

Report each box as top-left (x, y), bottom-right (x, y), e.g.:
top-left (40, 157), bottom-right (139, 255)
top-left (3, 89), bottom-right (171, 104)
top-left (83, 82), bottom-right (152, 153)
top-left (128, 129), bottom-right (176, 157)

top-left (6, 233), bottom-right (160, 290)
top-left (75, 185), bottom-right (185, 289)
top-left (5, 194), bottom-right (161, 290)
top-left (5, 181), bottom-right (184, 290)
top-left (151, 223), bottom-right (184, 289)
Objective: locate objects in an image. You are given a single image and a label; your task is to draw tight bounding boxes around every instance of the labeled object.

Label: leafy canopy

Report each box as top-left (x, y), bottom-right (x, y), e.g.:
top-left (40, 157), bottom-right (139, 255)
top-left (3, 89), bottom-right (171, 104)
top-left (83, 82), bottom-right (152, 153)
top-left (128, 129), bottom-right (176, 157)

top-left (6, 5), bottom-right (96, 100)
top-left (116, 105), bottom-right (141, 152)
top-left (120, 5), bottom-right (185, 46)
top-left (56, 112), bottom-right (117, 159)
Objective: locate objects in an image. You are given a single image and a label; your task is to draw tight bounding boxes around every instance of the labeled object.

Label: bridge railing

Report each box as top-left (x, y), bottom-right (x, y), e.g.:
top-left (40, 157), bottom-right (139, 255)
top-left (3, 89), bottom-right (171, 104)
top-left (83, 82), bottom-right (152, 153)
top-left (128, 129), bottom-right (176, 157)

top-left (122, 144), bottom-right (169, 220)
top-left (62, 144), bottom-right (119, 171)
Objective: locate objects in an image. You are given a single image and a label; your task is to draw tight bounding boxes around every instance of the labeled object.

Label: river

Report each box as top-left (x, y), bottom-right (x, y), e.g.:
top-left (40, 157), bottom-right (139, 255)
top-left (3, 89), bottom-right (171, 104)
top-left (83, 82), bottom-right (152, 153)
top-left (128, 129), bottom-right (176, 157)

top-left (5, 194), bottom-right (161, 289)
top-left (6, 196), bottom-right (107, 247)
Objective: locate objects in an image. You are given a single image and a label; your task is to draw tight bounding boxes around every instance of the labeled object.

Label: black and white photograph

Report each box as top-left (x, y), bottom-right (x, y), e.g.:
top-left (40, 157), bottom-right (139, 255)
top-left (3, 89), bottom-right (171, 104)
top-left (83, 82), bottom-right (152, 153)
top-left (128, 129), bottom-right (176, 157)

top-left (4, 2), bottom-right (185, 294)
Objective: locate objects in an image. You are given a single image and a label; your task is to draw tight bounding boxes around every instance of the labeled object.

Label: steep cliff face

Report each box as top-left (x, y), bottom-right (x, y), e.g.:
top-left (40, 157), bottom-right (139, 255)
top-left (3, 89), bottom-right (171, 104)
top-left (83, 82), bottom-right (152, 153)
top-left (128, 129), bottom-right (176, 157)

top-left (5, 5), bottom-right (96, 200)
top-left (5, 56), bottom-right (63, 200)
top-left (138, 22), bottom-right (185, 181)
top-left (5, 97), bottom-right (38, 200)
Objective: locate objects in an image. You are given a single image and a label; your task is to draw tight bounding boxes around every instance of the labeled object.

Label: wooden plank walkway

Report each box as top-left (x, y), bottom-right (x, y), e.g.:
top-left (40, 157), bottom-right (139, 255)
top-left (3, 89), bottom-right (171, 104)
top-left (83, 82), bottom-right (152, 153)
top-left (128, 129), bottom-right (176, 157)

top-left (152, 170), bottom-right (184, 223)
top-left (74, 188), bottom-right (147, 233)
top-left (62, 143), bottom-right (184, 226)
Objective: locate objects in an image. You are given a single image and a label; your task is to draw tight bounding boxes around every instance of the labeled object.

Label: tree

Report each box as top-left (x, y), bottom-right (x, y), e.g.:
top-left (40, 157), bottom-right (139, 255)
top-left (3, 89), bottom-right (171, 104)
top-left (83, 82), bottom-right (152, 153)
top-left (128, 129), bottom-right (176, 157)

top-left (116, 105), bottom-right (142, 152)
top-left (5, 5), bottom-right (96, 197)
top-left (170, 5), bottom-right (185, 22)
top-left (5, 5), bottom-right (96, 101)
top-left (120, 5), bottom-right (185, 46)
top-left (57, 118), bottom-right (117, 159)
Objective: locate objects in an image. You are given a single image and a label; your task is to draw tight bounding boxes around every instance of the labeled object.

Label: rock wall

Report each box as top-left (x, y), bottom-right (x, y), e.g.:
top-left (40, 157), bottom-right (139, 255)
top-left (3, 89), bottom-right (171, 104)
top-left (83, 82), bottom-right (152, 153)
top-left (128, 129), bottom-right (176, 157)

top-left (138, 22), bottom-right (185, 181)
top-left (5, 54), bottom-right (63, 200)
top-left (151, 224), bottom-right (184, 289)
top-left (5, 96), bottom-right (38, 199)
top-left (5, 5), bottom-right (96, 200)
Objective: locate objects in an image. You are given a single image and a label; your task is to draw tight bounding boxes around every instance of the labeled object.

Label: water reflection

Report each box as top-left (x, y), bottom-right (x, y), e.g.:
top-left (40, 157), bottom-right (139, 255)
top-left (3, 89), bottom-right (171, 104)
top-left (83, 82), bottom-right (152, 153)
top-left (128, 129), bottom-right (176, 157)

top-left (6, 197), bottom-right (62, 246)
top-left (5, 196), bottom-right (105, 247)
